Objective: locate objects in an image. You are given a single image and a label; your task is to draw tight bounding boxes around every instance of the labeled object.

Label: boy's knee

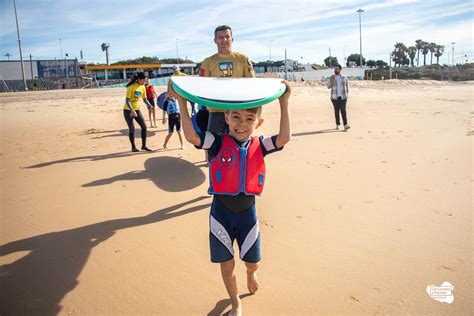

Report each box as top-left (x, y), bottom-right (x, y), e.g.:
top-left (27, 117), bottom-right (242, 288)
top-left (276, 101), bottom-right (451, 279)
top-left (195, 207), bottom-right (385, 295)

top-left (220, 258), bottom-right (235, 274)
top-left (245, 262), bottom-right (258, 272)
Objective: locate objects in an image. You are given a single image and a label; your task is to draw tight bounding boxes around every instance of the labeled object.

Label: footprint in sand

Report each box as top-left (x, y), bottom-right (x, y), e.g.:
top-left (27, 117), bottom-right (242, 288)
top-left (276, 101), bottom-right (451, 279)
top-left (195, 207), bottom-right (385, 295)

top-left (347, 295), bottom-right (360, 303)
top-left (259, 219), bottom-right (274, 228)
top-left (438, 265), bottom-right (455, 271)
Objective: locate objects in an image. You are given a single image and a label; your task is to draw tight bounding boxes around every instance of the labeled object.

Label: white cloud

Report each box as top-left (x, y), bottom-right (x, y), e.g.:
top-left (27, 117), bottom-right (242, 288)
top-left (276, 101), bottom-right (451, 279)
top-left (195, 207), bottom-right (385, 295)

top-left (1, 0), bottom-right (472, 64)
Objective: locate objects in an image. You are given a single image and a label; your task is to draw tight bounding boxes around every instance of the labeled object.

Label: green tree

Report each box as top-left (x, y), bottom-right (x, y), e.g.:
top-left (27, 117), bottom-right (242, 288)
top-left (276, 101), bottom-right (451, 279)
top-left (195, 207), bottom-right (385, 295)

top-left (111, 56), bottom-right (195, 65)
top-left (392, 42), bottom-right (409, 67)
top-left (421, 41), bottom-right (430, 66)
top-left (434, 45), bottom-right (444, 65)
top-left (415, 39), bottom-right (423, 67)
top-left (407, 46), bottom-right (417, 67)
top-left (346, 53), bottom-right (365, 67)
top-left (375, 60), bottom-right (388, 68)
top-left (428, 42), bottom-right (437, 65)
top-left (324, 56), bottom-right (338, 67)
top-left (366, 60), bottom-right (376, 67)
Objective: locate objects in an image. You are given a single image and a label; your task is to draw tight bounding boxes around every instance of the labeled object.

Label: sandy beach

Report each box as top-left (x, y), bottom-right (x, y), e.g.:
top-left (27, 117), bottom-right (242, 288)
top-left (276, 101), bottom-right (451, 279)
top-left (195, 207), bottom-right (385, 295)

top-left (1, 80), bottom-right (472, 315)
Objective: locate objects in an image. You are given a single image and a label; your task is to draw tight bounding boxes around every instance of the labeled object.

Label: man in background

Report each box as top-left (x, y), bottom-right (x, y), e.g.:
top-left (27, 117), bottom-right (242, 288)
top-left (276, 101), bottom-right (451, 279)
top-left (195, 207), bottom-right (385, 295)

top-left (327, 64), bottom-right (350, 131)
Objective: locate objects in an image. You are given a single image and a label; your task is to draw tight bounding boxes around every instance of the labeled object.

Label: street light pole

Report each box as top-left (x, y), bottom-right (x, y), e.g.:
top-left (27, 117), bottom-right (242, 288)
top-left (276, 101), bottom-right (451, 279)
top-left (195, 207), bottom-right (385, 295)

top-left (357, 8), bottom-right (364, 67)
top-left (29, 53), bottom-right (34, 81)
top-left (451, 42), bottom-right (455, 66)
top-left (176, 38), bottom-right (179, 61)
top-left (59, 38), bottom-right (63, 60)
top-left (329, 47), bottom-right (332, 67)
top-left (13, 0), bottom-right (27, 90)
top-left (65, 53), bottom-right (69, 79)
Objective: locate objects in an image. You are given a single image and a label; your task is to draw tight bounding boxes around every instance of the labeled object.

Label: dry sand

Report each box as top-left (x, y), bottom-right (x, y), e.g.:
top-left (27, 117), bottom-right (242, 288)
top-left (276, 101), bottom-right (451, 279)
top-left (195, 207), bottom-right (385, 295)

top-left (1, 80), bottom-right (472, 315)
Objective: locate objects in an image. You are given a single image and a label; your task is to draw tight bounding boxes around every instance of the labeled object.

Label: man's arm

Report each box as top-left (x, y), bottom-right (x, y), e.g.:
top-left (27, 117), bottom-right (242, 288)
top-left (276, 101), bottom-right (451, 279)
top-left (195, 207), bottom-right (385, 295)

top-left (326, 75), bottom-right (335, 88)
top-left (244, 56), bottom-right (256, 78)
top-left (275, 81), bottom-right (291, 149)
top-left (199, 59), bottom-right (209, 77)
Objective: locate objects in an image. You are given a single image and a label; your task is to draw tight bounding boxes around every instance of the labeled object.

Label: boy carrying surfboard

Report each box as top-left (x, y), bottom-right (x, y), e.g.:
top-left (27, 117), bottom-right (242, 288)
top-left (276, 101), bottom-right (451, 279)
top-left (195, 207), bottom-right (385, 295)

top-left (170, 81), bottom-right (291, 316)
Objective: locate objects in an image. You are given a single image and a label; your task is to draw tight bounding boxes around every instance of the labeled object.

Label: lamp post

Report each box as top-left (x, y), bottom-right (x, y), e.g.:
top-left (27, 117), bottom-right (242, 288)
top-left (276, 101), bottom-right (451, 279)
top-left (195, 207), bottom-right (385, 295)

top-left (59, 38), bottom-right (63, 60)
top-left (176, 38), bottom-right (179, 61)
top-left (5, 53), bottom-right (12, 60)
top-left (29, 53), bottom-right (34, 81)
top-left (65, 53), bottom-right (69, 79)
top-left (13, 0), bottom-right (27, 90)
top-left (451, 42), bottom-right (455, 66)
top-left (357, 8), bottom-right (364, 67)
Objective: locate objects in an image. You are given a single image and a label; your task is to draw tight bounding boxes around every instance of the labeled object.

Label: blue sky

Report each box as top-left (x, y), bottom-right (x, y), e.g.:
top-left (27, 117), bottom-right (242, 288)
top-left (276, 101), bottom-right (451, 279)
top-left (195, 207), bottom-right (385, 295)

top-left (1, 0), bottom-right (472, 65)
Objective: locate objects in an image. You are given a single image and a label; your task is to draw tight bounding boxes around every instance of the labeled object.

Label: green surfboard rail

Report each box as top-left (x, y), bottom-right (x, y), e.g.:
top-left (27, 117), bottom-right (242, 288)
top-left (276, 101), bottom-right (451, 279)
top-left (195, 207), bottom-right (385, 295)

top-left (171, 80), bottom-right (286, 110)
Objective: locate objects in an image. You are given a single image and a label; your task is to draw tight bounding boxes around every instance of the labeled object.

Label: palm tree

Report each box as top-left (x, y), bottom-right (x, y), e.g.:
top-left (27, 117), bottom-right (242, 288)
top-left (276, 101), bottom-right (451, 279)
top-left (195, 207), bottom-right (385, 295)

top-left (392, 42), bottom-right (408, 67)
top-left (407, 46), bottom-right (417, 67)
top-left (434, 45), bottom-right (444, 65)
top-left (415, 39), bottom-right (423, 67)
top-left (428, 42), bottom-right (437, 65)
top-left (421, 41), bottom-right (430, 66)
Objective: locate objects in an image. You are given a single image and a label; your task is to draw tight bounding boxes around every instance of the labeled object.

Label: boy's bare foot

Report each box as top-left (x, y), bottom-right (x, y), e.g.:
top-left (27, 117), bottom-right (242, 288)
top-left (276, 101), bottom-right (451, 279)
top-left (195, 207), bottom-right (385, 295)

top-left (247, 270), bottom-right (259, 294)
top-left (229, 298), bottom-right (242, 316)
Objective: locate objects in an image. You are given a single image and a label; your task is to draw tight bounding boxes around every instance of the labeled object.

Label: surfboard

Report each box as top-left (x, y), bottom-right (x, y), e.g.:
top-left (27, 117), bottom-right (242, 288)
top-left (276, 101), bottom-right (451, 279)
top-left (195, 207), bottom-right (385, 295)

top-left (157, 92), bottom-right (168, 110)
top-left (171, 77), bottom-right (286, 110)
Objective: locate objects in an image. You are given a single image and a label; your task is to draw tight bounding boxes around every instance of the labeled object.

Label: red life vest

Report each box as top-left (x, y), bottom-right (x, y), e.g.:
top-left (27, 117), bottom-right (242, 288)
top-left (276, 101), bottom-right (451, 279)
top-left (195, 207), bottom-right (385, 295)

top-left (209, 134), bottom-right (266, 195)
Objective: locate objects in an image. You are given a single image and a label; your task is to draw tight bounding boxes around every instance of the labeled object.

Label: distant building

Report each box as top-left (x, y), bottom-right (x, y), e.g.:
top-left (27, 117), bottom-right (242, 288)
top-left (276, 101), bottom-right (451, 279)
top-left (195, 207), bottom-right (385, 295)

top-left (85, 63), bottom-right (196, 80)
top-left (0, 59), bottom-right (79, 81)
top-left (0, 60), bottom-right (197, 91)
top-left (252, 60), bottom-right (311, 74)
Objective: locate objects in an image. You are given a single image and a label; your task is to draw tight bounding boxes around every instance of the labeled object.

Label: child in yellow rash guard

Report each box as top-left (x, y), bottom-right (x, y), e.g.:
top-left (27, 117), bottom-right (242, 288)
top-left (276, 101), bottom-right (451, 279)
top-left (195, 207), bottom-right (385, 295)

top-left (123, 72), bottom-right (153, 152)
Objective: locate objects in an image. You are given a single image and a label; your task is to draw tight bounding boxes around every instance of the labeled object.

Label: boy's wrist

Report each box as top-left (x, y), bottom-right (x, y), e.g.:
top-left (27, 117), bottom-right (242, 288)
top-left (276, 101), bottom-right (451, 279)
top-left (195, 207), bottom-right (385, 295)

top-left (279, 100), bottom-right (289, 107)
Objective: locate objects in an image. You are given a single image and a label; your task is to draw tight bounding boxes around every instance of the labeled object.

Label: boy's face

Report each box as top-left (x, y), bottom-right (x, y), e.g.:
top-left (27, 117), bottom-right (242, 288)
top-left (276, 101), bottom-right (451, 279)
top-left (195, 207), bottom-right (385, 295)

top-left (225, 109), bottom-right (263, 141)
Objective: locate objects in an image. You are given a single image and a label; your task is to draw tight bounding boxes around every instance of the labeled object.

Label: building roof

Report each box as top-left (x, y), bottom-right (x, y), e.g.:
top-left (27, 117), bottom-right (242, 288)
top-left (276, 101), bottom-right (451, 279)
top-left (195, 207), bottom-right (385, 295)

top-left (85, 63), bottom-right (197, 70)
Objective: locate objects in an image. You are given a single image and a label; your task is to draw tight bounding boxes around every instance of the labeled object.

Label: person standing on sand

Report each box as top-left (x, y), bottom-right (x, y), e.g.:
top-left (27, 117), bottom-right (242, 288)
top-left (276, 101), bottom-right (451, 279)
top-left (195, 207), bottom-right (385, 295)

top-left (170, 80), bottom-right (292, 316)
top-left (123, 72), bottom-right (153, 152)
top-left (199, 25), bottom-right (256, 155)
top-left (145, 78), bottom-right (158, 128)
top-left (162, 95), bottom-right (184, 149)
top-left (327, 64), bottom-right (350, 131)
